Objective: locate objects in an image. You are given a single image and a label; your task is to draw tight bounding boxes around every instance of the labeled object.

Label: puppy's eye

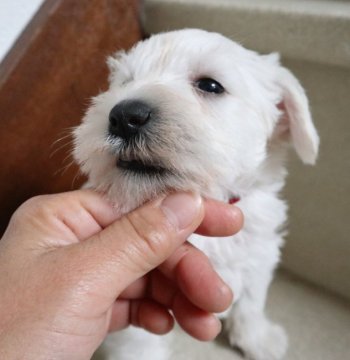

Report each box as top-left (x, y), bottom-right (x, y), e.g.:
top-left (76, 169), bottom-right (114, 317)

top-left (195, 78), bottom-right (225, 94)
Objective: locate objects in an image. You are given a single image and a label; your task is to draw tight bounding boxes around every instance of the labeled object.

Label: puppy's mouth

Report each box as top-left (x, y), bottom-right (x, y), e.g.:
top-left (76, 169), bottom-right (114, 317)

top-left (117, 158), bottom-right (167, 176)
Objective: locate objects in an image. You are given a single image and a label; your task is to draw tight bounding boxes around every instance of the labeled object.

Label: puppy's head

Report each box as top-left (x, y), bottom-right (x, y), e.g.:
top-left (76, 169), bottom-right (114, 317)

top-left (73, 29), bottom-right (319, 213)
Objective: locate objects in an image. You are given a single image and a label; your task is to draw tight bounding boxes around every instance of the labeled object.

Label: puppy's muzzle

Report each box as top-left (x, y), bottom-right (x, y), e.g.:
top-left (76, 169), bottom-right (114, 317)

top-left (108, 99), bottom-right (152, 140)
top-left (108, 99), bottom-right (167, 176)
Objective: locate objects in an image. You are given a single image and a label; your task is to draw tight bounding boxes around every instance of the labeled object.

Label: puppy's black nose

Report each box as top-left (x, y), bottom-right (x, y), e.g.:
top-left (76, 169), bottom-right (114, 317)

top-left (109, 100), bottom-right (152, 139)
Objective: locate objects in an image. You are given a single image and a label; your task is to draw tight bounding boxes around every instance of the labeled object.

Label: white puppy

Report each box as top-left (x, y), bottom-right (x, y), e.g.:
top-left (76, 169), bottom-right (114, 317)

top-left (73, 29), bottom-right (319, 360)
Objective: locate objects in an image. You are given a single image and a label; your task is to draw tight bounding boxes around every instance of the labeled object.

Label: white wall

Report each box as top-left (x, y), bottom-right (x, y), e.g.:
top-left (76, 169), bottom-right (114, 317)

top-left (0, 0), bottom-right (45, 62)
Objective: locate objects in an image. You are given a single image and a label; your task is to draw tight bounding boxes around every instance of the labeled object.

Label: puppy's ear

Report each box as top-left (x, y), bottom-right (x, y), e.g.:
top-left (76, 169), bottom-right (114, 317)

top-left (106, 51), bottom-right (127, 83)
top-left (107, 56), bottom-right (118, 73)
top-left (275, 67), bottom-right (319, 165)
top-left (106, 55), bottom-right (119, 83)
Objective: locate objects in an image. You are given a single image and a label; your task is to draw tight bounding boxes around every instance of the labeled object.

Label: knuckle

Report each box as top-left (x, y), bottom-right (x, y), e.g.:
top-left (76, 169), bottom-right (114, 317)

top-left (10, 194), bottom-right (65, 228)
top-left (12, 195), bottom-right (50, 220)
top-left (19, 195), bottom-right (47, 210)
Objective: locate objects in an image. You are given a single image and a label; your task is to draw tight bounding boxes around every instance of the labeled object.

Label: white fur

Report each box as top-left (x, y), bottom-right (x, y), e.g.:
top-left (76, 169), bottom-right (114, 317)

top-left (73, 29), bottom-right (319, 360)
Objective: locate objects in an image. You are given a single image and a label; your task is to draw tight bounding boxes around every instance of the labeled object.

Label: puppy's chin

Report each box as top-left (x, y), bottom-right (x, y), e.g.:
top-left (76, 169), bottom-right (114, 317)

top-left (105, 180), bottom-right (172, 216)
top-left (91, 164), bottom-right (215, 216)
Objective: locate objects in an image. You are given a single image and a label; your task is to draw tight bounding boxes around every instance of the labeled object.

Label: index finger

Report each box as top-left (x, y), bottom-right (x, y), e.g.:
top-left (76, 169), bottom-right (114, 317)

top-left (196, 198), bottom-right (243, 237)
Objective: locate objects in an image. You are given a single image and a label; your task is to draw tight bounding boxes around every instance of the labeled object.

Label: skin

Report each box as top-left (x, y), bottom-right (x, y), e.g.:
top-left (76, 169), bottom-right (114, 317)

top-left (0, 190), bottom-right (243, 360)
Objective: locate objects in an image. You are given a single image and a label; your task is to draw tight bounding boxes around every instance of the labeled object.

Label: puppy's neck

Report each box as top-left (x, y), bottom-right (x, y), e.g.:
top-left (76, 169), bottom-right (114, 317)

top-left (229, 146), bottom-right (289, 202)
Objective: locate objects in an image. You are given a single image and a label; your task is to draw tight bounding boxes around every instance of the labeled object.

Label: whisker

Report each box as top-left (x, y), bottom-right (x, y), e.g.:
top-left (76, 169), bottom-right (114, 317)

top-left (54, 159), bottom-right (75, 177)
top-left (50, 127), bottom-right (76, 147)
top-left (50, 141), bottom-right (72, 159)
top-left (51, 132), bottom-right (72, 147)
top-left (62, 152), bottom-right (74, 166)
top-left (71, 170), bottom-right (84, 189)
top-left (50, 127), bottom-right (76, 159)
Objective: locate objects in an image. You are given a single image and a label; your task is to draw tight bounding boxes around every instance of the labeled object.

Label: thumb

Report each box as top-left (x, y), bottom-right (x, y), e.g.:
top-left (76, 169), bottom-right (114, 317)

top-left (74, 192), bottom-right (204, 297)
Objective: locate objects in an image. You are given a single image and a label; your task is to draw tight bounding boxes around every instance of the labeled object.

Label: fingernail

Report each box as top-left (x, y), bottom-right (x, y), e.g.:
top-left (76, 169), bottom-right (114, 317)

top-left (210, 316), bottom-right (222, 338)
top-left (217, 283), bottom-right (234, 312)
top-left (161, 192), bottom-right (202, 230)
top-left (215, 316), bottom-right (222, 334)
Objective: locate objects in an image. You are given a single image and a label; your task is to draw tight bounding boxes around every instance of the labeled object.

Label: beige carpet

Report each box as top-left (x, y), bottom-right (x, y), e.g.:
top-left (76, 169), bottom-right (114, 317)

top-left (93, 271), bottom-right (350, 359)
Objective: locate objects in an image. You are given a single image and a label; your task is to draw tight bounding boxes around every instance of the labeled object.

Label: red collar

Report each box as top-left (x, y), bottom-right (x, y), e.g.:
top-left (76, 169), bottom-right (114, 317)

top-left (228, 196), bottom-right (240, 205)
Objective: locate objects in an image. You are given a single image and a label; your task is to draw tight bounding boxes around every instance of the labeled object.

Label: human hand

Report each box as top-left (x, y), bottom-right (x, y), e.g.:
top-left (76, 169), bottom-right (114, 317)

top-left (0, 190), bottom-right (243, 360)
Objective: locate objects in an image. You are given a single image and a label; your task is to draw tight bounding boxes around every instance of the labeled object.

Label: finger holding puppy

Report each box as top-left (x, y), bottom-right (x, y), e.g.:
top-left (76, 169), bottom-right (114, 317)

top-left (0, 190), bottom-right (243, 360)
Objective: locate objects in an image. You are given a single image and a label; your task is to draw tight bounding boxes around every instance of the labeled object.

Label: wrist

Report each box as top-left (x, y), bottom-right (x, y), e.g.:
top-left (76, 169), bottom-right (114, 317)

top-left (0, 324), bottom-right (93, 360)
